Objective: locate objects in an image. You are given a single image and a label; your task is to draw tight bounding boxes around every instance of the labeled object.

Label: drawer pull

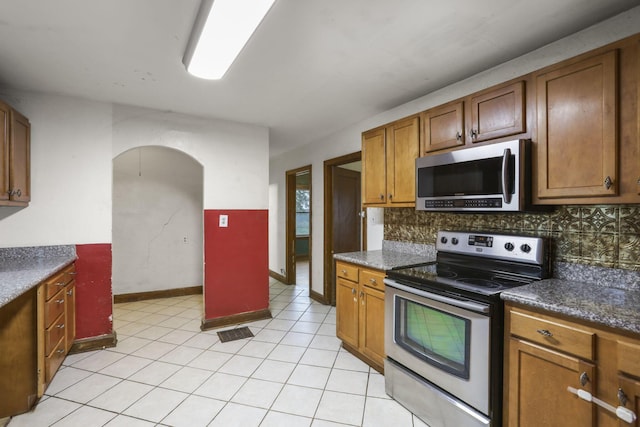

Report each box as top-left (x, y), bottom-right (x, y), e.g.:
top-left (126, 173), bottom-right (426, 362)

top-left (342, 270), bottom-right (347, 274)
top-left (56, 282), bottom-right (65, 287)
top-left (369, 278), bottom-right (377, 284)
top-left (536, 329), bottom-right (553, 337)
top-left (56, 349), bottom-right (65, 354)
top-left (57, 323), bottom-right (65, 329)
top-left (56, 299), bottom-right (64, 304)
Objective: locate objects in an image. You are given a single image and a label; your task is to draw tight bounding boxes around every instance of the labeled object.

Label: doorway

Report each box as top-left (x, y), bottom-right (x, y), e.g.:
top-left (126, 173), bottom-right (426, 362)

top-left (285, 166), bottom-right (312, 289)
top-left (323, 152), bottom-right (363, 305)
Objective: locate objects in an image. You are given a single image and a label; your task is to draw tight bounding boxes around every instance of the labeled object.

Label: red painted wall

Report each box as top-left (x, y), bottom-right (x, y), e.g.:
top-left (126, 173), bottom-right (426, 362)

top-left (203, 210), bottom-right (269, 320)
top-left (75, 244), bottom-right (113, 339)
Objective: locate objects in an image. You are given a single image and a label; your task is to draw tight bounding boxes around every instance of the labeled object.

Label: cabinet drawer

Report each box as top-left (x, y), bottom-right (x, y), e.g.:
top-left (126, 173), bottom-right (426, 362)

top-left (45, 339), bottom-right (66, 384)
top-left (45, 314), bottom-right (65, 356)
top-left (336, 262), bottom-right (359, 282)
top-left (44, 290), bottom-right (66, 329)
top-left (360, 269), bottom-right (385, 291)
top-left (510, 310), bottom-right (595, 360)
top-left (44, 265), bottom-right (75, 300)
top-left (618, 340), bottom-right (640, 378)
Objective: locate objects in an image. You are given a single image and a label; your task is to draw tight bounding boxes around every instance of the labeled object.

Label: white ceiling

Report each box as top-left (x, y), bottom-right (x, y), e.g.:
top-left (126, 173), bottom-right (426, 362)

top-left (0, 0), bottom-right (637, 157)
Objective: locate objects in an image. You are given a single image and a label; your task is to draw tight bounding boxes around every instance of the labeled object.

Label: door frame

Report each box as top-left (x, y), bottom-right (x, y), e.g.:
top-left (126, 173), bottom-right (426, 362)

top-left (322, 151), bottom-right (363, 305)
top-left (285, 165), bottom-right (312, 286)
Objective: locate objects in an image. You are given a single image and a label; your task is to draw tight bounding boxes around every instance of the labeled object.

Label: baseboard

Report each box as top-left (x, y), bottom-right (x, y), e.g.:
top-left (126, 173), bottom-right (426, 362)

top-left (69, 332), bottom-right (118, 354)
top-left (114, 286), bottom-right (202, 303)
top-left (269, 270), bottom-right (287, 283)
top-left (201, 309), bottom-right (272, 331)
top-left (310, 289), bottom-right (330, 305)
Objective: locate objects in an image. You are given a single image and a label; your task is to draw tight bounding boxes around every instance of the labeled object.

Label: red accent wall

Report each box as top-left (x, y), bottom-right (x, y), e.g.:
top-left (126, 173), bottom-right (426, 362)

top-left (203, 210), bottom-right (269, 320)
top-left (75, 244), bottom-right (113, 339)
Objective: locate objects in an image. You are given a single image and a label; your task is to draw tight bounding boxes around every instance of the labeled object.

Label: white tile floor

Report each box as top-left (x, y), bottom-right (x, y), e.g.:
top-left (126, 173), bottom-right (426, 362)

top-left (8, 278), bottom-right (428, 427)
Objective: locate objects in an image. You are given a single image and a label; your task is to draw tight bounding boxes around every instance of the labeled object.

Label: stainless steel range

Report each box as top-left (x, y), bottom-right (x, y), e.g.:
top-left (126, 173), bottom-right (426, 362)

top-left (384, 231), bottom-right (549, 427)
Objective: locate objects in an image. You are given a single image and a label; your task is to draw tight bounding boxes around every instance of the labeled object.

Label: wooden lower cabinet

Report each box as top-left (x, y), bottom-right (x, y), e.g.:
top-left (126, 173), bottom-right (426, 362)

top-left (335, 261), bottom-right (385, 372)
top-left (505, 303), bottom-right (640, 427)
top-left (507, 338), bottom-right (596, 427)
top-left (37, 263), bottom-right (76, 397)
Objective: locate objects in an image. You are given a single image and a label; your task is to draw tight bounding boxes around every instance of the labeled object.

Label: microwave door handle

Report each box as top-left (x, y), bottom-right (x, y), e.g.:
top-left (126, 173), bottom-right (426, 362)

top-left (502, 148), bottom-right (512, 204)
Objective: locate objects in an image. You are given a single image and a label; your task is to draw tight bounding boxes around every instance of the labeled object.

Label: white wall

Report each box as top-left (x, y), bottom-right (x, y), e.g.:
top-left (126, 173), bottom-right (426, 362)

top-left (112, 105), bottom-right (269, 210)
top-left (112, 146), bottom-right (203, 295)
top-left (0, 93), bottom-right (270, 250)
top-left (0, 91), bottom-right (112, 247)
top-left (268, 7), bottom-right (640, 297)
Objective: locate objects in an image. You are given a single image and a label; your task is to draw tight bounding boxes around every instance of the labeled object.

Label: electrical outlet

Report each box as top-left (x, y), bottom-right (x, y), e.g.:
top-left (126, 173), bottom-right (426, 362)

top-left (219, 215), bottom-right (228, 227)
top-left (183, 237), bottom-right (188, 244)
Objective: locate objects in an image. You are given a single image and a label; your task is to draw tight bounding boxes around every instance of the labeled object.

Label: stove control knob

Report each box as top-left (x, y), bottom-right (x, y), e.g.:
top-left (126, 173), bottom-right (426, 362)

top-left (504, 242), bottom-right (515, 251)
top-left (520, 244), bottom-right (532, 253)
top-left (440, 236), bottom-right (448, 244)
top-left (451, 237), bottom-right (459, 245)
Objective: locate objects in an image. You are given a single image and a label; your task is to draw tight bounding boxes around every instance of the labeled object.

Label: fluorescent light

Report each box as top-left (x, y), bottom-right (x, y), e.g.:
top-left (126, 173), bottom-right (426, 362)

top-left (183, 0), bottom-right (276, 80)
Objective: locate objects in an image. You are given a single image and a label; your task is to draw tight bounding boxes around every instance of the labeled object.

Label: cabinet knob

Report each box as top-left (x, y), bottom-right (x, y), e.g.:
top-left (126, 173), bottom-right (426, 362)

top-left (456, 132), bottom-right (462, 141)
top-left (341, 269), bottom-right (347, 274)
top-left (15, 189), bottom-right (21, 197)
top-left (388, 194), bottom-right (393, 199)
top-left (636, 177), bottom-right (640, 185)
top-left (579, 372), bottom-right (590, 386)
top-left (379, 194), bottom-right (384, 200)
top-left (470, 129), bottom-right (478, 139)
top-left (604, 175), bottom-right (613, 189)
top-left (351, 288), bottom-right (356, 295)
top-left (536, 329), bottom-right (553, 337)
top-left (618, 388), bottom-right (629, 406)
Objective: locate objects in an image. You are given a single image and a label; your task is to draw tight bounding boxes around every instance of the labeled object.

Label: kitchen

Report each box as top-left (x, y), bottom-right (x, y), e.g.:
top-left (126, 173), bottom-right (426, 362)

top-left (1, 1), bottom-right (640, 426)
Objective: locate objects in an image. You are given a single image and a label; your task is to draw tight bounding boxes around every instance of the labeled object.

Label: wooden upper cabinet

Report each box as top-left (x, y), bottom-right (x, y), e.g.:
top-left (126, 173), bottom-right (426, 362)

top-left (536, 50), bottom-right (618, 200)
top-left (0, 99), bottom-right (30, 206)
top-left (422, 101), bottom-right (464, 154)
top-left (362, 127), bottom-right (387, 204)
top-left (10, 109), bottom-right (31, 204)
top-left (362, 115), bottom-right (419, 207)
top-left (387, 116), bottom-right (419, 204)
top-left (469, 81), bottom-right (525, 143)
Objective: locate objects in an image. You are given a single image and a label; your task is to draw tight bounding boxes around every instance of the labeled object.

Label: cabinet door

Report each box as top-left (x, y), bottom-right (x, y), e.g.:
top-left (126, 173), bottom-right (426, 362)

top-left (0, 101), bottom-right (9, 202)
top-left (362, 127), bottom-right (387, 204)
top-left (507, 338), bottom-right (596, 427)
top-left (65, 282), bottom-right (76, 353)
top-left (618, 375), bottom-right (640, 427)
top-left (387, 116), bottom-right (419, 204)
top-left (336, 277), bottom-right (359, 348)
top-left (469, 81), bottom-right (525, 143)
top-left (9, 109), bottom-right (30, 203)
top-left (422, 101), bottom-right (464, 154)
top-left (359, 285), bottom-right (385, 367)
top-left (536, 50), bottom-right (617, 200)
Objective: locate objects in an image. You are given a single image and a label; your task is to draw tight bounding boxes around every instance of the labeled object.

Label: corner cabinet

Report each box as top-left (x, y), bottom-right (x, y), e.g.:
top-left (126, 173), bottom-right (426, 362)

top-left (504, 303), bottom-right (640, 427)
top-left (362, 115), bottom-right (419, 207)
top-left (0, 99), bottom-right (30, 206)
top-left (335, 261), bottom-right (385, 372)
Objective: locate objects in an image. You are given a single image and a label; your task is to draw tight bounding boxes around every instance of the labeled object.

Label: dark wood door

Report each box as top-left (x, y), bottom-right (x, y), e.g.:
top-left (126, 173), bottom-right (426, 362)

top-left (332, 166), bottom-right (361, 255)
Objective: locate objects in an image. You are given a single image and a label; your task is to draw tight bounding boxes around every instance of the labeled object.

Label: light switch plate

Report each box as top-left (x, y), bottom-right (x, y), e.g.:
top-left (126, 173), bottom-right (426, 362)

top-left (219, 214), bottom-right (228, 227)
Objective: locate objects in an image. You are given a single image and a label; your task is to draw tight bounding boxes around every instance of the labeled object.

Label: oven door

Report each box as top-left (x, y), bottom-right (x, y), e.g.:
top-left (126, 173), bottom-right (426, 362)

top-left (384, 279), bottom-right (491, 415)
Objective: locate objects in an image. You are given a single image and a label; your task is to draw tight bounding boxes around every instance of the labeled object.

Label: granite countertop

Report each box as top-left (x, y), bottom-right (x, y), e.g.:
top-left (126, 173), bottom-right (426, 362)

top-left (0, 246), bottom-right (77, 309)
top-left (334, 249), bottom-right (435, 271)
top-left (501, 278), bottom-right (640, 335)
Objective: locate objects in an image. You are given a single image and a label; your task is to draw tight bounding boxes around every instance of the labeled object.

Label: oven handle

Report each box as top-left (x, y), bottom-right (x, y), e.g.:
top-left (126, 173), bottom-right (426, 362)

top-left (384, 279), bottom-right (490, 314)
top-left (501, 147), bottom-right (512, 204)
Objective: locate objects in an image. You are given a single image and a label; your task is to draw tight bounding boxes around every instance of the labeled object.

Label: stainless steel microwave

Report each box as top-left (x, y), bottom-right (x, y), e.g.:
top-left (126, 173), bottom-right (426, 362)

top-left (416, 139), bottom-right (536, 212)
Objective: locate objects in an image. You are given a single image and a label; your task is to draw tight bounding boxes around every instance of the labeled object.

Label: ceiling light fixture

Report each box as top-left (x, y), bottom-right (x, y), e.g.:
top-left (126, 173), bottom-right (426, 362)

top-left (183, 0), bottom-right (276, 80)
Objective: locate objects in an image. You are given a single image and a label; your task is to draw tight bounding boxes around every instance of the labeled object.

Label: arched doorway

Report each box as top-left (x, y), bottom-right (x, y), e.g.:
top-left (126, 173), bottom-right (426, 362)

top-left (112, 146), bottom-right (204, 298)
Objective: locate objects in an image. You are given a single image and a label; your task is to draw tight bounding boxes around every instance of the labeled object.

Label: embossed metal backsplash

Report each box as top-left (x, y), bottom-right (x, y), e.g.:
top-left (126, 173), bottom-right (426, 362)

top-left (384, 205), bottom-right (640, 271)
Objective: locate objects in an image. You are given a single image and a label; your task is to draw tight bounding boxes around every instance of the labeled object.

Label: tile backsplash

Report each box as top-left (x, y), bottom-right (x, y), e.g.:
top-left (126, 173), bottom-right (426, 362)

top-left (384, 205), bottom-right (640, 271)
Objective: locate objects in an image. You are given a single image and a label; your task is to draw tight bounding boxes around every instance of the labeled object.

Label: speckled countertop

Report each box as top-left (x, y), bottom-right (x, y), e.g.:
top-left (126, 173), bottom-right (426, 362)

top-left (0, 245), bottom-right (76, 309)
top-left (334, 249), bottom-right (435, 271)
top-left (502, 279), bottom-right (640, 335)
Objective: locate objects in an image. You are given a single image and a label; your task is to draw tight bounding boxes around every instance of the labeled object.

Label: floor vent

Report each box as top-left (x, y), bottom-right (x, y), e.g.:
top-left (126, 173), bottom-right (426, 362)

top-left (217, 326), bottom-right (254, 343)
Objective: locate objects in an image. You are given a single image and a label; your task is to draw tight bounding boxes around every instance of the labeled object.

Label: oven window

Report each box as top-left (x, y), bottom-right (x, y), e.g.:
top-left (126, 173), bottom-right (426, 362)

top-left (395, 296), bottom-right (471, 379)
